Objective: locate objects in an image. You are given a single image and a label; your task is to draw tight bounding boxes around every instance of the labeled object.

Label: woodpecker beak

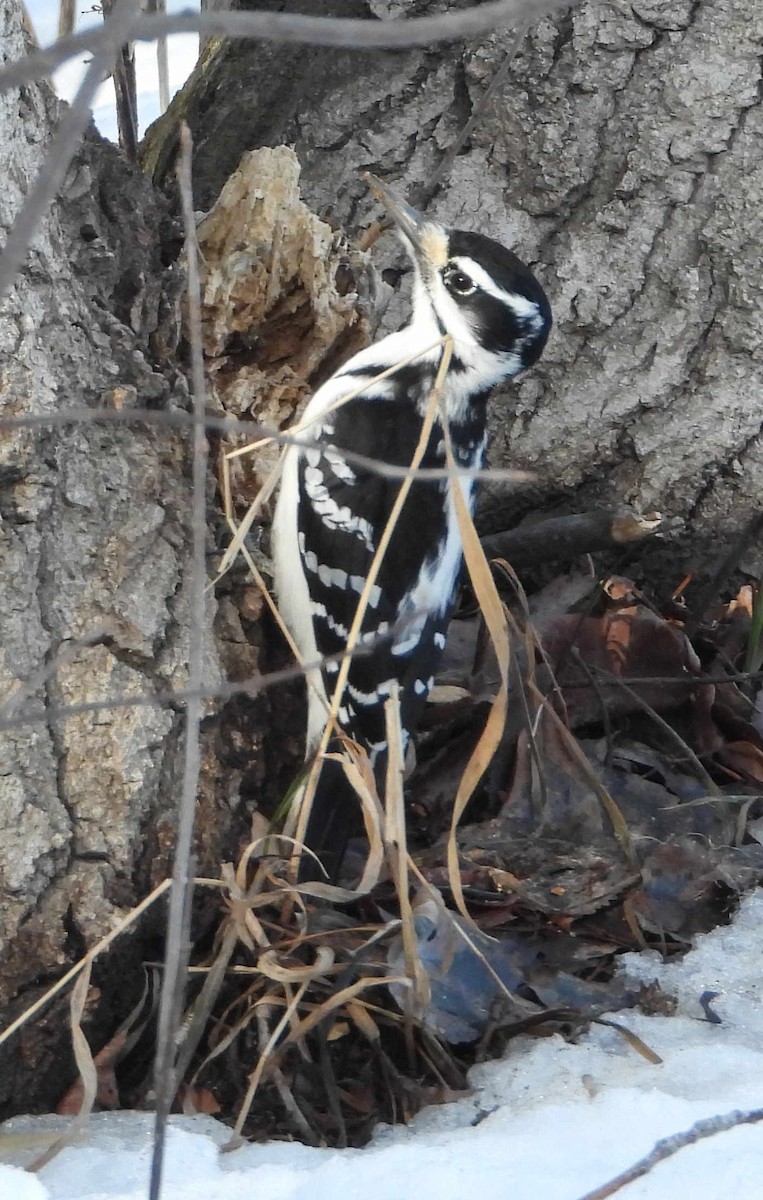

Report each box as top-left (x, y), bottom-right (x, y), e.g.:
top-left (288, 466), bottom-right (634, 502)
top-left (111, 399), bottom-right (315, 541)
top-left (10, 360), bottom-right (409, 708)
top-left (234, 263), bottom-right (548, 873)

top-left (364, 173), bottom-right (448, 272)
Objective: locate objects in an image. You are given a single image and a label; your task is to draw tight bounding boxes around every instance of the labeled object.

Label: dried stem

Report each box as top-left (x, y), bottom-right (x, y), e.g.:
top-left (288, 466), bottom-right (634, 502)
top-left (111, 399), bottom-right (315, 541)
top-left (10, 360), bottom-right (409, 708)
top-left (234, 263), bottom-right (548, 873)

top-left (149, 123), bottom-right (209, 1200)
top-left (574, 1108), bottom-right (763, 1200)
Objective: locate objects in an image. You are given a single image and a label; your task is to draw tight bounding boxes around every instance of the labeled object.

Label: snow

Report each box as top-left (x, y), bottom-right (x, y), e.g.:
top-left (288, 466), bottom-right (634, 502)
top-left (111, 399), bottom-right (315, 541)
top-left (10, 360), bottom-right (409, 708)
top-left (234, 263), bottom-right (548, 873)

top-left (2, 890), bottom-right (763, 1199)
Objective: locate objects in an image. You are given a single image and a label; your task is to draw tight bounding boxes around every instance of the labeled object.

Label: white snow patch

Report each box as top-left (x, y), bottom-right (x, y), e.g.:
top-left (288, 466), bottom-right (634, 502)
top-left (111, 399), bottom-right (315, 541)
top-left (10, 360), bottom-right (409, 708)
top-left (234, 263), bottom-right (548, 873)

top-left (3, 891), bottom-right (763, 1199)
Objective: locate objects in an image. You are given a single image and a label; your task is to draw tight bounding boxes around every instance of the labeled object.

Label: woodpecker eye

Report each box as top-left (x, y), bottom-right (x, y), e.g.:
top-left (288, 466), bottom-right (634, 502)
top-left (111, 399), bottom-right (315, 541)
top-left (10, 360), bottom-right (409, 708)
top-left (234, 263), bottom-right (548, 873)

top-left (444, 266), bottom-right (477, 296)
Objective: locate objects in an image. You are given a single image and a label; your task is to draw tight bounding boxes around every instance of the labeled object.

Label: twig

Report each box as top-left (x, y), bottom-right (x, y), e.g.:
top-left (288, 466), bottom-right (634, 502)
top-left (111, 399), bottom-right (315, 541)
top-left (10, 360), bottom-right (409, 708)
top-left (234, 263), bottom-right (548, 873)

top-left (2, 629), bottom-right (763, 738)
top-left (103, 0), bottom-right (138, 158)
top-left (151, 0), bottom-right (170, 112)
top-left (570, 647), bottom-right (613, 763)
top-left (0, 1), bottom-right (578, 95)
top-left (0, 629), bottom-right (405, 734)
top-left (0, 407), bottom-right (534, 486)
top-left (149, 124), bottom-right (209, 1200)
top-left (589, 665), bottom-right (721, 796)
top-left (480, 508), bottom-right (662, 568)
top-left (574, 1107), bottom-right (763, 1200)
top-left (0, 629), bottom-right (108, 719)
top-left (57, 0), bottom-right (75, 39)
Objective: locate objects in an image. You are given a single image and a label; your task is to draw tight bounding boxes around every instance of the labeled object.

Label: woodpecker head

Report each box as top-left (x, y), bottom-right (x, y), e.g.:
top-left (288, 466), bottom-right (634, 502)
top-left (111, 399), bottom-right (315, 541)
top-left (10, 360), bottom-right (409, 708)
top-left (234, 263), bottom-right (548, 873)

top-left (366, 174), bottom-right (552, 387)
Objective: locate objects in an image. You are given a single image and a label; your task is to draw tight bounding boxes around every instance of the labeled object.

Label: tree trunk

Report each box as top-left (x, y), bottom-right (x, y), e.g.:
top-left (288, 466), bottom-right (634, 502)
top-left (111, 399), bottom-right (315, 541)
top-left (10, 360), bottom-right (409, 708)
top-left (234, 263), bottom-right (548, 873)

top-left (0, 0), bottom-right (254, 1113)
top-left (144, 0), bottom-right (763, 578)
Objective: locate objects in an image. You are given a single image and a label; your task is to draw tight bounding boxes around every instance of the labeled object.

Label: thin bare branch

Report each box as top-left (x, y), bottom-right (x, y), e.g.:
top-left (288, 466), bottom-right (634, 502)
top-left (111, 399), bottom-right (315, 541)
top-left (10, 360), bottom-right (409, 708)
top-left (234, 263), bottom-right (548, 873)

top-left (29, 966), bottom-right (97, 1172)
top-left (0, 406), bottom-right (535, 486)
top-left (574, 1108), bottom-right (763, 1200)
top-left (103, 0), bottom-right (138, 158)
top-left (0, 627), bottom-right (407, 734)
top-left (418, 28), bottom-right (525, 208)
top-left (149, 123), bottom-right (209, 1200)
top-left (589, 665), bottom-right (721, 796)
top-left (480, 507), bottom-right (662, 567)
top-left (149, 0), bottom-right (171, 112)
top-left (57, 0), bottom-right (75, 40)
top-left (0, 1), bottom-right (576, 95)
top-left (0, 628), bottom-right (108, 719)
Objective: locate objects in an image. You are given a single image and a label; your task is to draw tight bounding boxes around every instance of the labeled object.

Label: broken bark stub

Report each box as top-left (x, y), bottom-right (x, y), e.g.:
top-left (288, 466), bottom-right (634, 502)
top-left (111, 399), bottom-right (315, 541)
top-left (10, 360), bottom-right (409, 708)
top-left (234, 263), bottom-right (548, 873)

top-left (194, 146), bottom-right (369, 503)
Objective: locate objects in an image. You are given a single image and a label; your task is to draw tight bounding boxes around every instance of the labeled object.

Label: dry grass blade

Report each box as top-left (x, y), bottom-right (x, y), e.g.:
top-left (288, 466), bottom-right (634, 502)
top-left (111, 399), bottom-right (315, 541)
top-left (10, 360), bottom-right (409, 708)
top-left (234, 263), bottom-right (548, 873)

top-left (258, 945), bottom-right (335, 983)
top-left (217, 341), bottom-right (450, 600)
top-left (29, 965), bottom-right (97, 1171)
top-left (384, 691), bottom-right (429, 1034)
top-left (217, 448), bottom-right (286, 580)
top-left (0, 878), bottom-right (171, 1049)
top-left (528, 680), bottom-right (637, 865)
top-left (188, 1003), bottom-right (260, 1094)
top-left (339, 745), bottom-right (385, 892)
top-left (594, 1018), bottom-right (663, 1065)
top-left (281, 975), bottom-right (411, 1045)
top-left (439, 414), bottom-right (510, 922)
top-left (229, 982), bottom-right (308, 1141)
top-left (171, 922), bottom-right (241, 1092)
top-left (346, 1000), bottom-right (381, 1042)
top-left (224, 341), bottom-right (448, 470)
top-left (215, 352), bottom-right (455, 784)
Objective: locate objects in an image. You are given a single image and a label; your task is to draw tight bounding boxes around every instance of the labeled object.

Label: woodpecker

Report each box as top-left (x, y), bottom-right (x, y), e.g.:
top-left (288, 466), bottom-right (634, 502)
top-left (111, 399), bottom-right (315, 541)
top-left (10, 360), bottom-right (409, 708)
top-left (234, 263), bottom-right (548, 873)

top-left (272, 176), bottom-right (552, 881)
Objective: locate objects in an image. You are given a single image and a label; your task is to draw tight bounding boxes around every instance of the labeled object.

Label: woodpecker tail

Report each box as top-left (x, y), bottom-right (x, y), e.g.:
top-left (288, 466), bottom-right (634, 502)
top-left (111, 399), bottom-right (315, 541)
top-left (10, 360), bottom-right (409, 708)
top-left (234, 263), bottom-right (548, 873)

top-left (297, 738), bottom-right (367, 884)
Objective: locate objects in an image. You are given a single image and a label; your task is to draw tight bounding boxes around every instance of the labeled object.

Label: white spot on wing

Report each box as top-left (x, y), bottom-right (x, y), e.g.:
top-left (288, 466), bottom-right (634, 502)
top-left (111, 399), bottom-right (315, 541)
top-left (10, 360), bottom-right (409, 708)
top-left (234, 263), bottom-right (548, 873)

top-left (392, 628), bottom-right (423, 657)
top-left (350, 577), bottom-right (381, 608)
top-left (325, 445), bottom-right (356, 484)
top-left (310, 599), bottom-right (349, 640)
top-left (318, 564), bottom-right (348, 590)
top-left (304, 463), bottom-right (375, 549)
top-left (347, 679), bottom-right (394, 706)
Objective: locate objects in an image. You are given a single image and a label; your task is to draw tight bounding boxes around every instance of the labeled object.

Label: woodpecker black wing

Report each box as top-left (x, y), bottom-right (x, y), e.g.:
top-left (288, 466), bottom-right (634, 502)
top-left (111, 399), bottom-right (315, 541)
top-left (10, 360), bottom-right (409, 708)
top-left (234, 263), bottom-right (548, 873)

top-left (297, 371), bottom-right (474, 763)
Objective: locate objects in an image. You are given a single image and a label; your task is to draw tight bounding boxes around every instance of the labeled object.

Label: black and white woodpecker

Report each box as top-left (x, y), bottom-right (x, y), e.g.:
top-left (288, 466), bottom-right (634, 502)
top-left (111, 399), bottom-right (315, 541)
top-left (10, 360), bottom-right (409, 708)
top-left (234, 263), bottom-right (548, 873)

top-left (272, 176), bottom-right (552, 880)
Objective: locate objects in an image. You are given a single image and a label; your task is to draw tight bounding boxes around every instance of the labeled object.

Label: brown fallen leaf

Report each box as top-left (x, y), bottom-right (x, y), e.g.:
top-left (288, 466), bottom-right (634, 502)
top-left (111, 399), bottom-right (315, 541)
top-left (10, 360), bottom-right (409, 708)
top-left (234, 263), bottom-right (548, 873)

top-left (715, 740), bottom-right (763, 785)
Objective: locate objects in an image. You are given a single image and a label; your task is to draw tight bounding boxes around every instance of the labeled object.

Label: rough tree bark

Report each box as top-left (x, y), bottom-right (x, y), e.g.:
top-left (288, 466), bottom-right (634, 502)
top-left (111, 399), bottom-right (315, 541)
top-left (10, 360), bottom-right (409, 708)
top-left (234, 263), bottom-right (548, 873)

top-left (145, 0), bottom-right (763, 574)
top-left (0, 0), bottom-right (236, 1111)
top-left (0, 0), bottom-right (360, 1115)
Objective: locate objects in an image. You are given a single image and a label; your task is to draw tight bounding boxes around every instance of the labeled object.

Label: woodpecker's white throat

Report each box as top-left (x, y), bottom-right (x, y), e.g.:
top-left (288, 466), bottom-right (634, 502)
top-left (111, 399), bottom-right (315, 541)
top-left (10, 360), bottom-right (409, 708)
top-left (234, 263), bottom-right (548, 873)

top-left (272, 175), bottom-right (552, 879)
